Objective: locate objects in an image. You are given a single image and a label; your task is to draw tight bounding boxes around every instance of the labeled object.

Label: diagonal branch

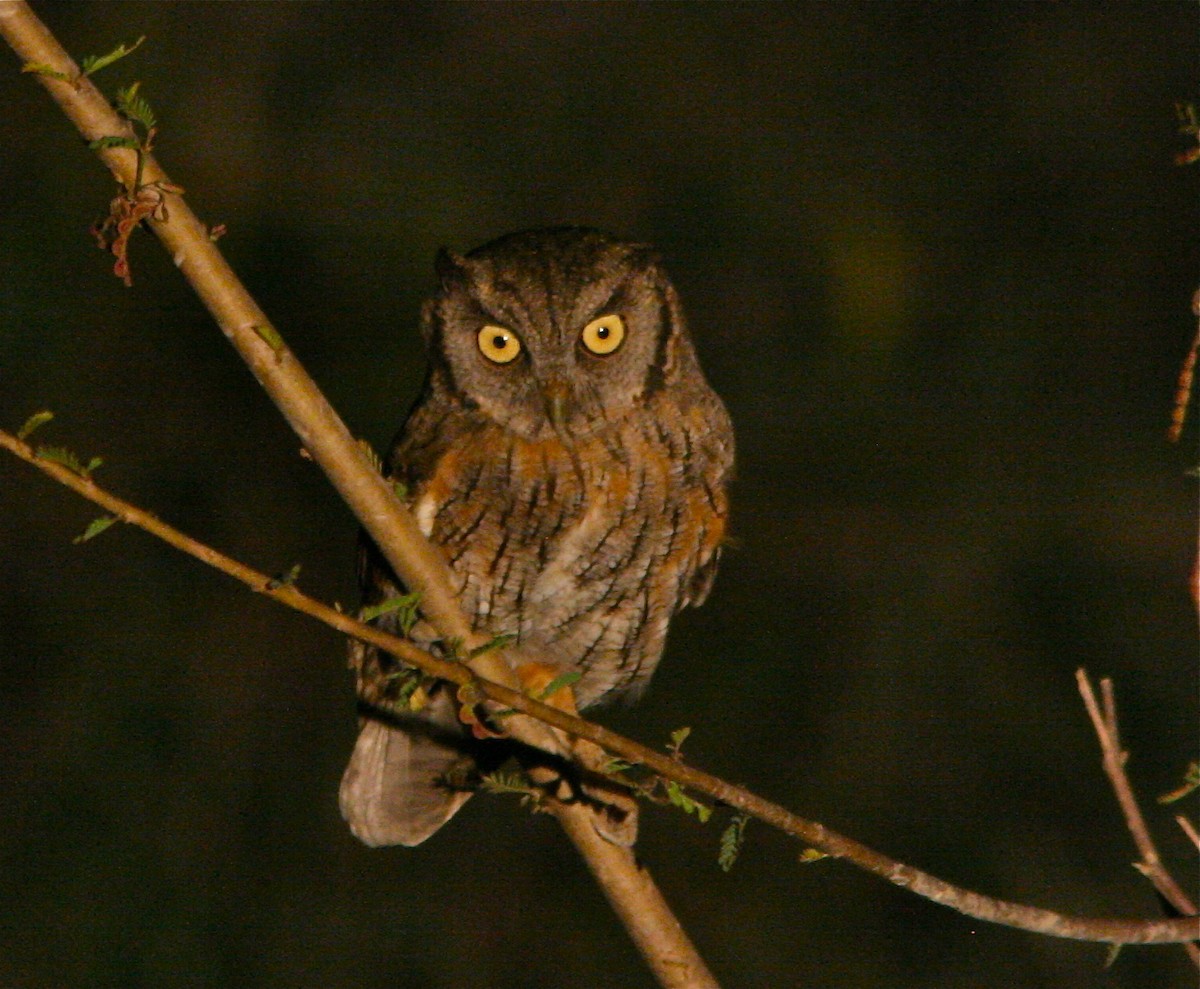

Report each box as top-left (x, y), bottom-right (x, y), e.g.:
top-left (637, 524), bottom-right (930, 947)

top-left (3, 425), bottom-right (1198, 949)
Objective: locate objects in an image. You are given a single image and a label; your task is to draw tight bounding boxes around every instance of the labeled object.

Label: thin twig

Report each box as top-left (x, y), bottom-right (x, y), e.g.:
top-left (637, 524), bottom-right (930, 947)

top-left (1076, 669), bottom-right (1200, 966)
top-left (2, 427), bottom-right (1197, 948)
top-left (1167, 297), bottom-right (1199, 444)
top-left (1177, 816), bottom-right (1200, 852)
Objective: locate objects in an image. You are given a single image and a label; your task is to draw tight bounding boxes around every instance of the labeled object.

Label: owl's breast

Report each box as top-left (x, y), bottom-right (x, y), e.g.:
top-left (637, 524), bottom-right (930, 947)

top-left (411, 425), bottom-right (587, 604)
top-left (409, 403), bottom-right (729, 705)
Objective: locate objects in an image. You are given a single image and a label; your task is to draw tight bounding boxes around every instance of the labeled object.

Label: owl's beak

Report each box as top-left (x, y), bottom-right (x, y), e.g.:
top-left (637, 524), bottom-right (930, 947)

top-left (542, 378), bottom-right (587, 486)
top-left (542, 379), bottom-right (573, 442)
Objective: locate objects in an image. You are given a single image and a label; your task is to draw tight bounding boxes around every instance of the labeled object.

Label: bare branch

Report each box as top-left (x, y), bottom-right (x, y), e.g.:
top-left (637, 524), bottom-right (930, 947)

top-left (1177, 816), bottom-right (1200, 852)
top-left (1076, 669), bottom-right (1199, 967)
top-left (2, 426), bottom-right (1197, 948)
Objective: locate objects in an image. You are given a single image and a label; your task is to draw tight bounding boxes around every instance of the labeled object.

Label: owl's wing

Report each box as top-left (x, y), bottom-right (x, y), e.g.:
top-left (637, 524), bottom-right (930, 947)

top-left (682, 547), bottom-right (723, 609)
top-left (677, 391), bottom-right (735, 612)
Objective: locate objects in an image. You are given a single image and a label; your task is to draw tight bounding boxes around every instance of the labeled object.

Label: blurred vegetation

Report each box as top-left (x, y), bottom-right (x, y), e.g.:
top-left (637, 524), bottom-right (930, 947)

top-left (0, 3), bottom-right (1195, 987)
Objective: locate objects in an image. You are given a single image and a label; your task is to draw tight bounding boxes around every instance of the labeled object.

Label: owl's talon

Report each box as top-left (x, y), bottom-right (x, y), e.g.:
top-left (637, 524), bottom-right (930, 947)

top-left (589, 788), bottom-right (639, 846)
top-left (454, 683), bottom-right (507, 739)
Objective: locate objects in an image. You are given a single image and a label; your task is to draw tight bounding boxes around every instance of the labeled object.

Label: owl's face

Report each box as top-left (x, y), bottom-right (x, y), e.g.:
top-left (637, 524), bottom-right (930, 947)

top-left (423, 228), bottom-right (698, 442)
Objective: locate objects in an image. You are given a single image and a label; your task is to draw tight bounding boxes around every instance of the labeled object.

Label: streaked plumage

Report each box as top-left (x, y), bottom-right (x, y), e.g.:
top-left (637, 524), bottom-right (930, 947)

top-left (341, 228), bottom-right (733, 846)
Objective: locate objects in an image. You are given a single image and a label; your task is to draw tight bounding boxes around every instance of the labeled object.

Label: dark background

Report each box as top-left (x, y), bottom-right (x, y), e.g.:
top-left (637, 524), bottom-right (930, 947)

top-left (0, 3), bottom-right (1196, 987)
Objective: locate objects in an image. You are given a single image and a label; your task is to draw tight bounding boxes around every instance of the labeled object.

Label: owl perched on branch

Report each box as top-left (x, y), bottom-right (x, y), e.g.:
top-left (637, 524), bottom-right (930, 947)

top-left (341, 227), bottom-right (734, 846)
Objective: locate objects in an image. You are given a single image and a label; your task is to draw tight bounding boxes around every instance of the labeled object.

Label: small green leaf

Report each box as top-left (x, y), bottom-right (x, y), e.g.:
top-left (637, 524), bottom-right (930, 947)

top-left (603, 758), bottom-right (637, 776)
top-left (469, 632), bottom-right (518, 659)
top-left (115, 82), bottom-right (156, 131)
top-left (17, 410), bottom-right (54, 441)
top-left (88, 135), bottom-right (140, 151)
top-left (361, 593), bottom-right (415, 623)
top-left (36, 445), bottom-right (99, 478)
top-left (480, 769), bottom-right (534, 796)
top-left (668, 726), bottom-right (692, 756)
top-left (266, 563), bottom-right (302, 590)
top-left (252, 323), bottom-right (285, 354)
top-left (73, 515), bottom-right (118, 544)
top-left (665, 780), bottom-right (711, 823)
top-left (36, 445), bottom-right (79, 473)
top-left (535, 669), bottom-right (581, 700)
top-left (390, 670), bottom-right (431, 711)
top-left (718, 813), bottom-right (748, 872)
top-left (361, 591), bottom-right (422, 632)
top-left (21, 62), bottom-right (72, 81)
top-left (398, 600), bottom-right (422, 635)
top-left (80, 36), bottom-right (145, 77)
top-left (798, 847), bottom-right (828, 864)
top-left (1104, 943), bottom-right (1123, 969)
top-left (391, 480), bottom-right (408, 500)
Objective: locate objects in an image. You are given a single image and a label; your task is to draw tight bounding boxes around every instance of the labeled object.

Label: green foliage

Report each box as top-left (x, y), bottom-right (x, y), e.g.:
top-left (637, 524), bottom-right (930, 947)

top-left (114, 81), bottom-right (156, 132)
top-left (20, 62), bottom-right (71, 82)
top-left (361, 591), bottom-right (421, 635)
top-left (73, 515), bottom-right (118, 544)
top-left (534, 669), bottom-right (581, 700)
top-left (603, 758), bottom-right (638, 776)
top-left (798, 847), bottom-right (828, 864)
top-left (87, 135), bottom-right (140, 151)
top-left (391, 480), bottom-right (409, 501)
top-left (665, 780), bottom-right (711, 823)
top-left (468, 632), bottom-right (517, 659)
top-left (17, 410), bottom-right (54, 441)
top-left (80, 37), bottom-right (146, 78)
top-left (479, 769), bottom-right (535, 797)
top-left (35, 445), bottom-right (102, 479)
top-left (718, 813), bottom-right (748, 872)
top-left (668, 726), bottom-right (692, 758)
top-left (382, 667), bottom-right (431, 710)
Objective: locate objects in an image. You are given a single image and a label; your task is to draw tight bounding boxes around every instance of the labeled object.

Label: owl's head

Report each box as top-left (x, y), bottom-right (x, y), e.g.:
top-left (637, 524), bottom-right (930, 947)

top-left (421, 227), bottom-right (703, 442)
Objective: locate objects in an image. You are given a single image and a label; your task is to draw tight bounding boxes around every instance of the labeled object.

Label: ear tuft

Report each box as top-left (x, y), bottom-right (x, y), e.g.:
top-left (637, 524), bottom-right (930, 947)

top-left (434, 248), bottom-right (468, 290)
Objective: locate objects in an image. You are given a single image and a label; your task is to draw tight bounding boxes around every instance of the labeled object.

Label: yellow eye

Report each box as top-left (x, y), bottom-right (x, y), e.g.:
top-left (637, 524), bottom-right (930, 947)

top-left (477, 325), bottom-right (522, 364)
top-left (580, 314), bottom-right (625, 355)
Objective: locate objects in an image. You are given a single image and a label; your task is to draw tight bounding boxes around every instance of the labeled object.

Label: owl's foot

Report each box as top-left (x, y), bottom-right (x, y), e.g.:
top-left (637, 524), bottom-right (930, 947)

top-left (576, 764), bottom-right (639, 846)
top-left (513, 661), bottom-right (576, 711)
top-left (516, 662), bottom-right (639, 846)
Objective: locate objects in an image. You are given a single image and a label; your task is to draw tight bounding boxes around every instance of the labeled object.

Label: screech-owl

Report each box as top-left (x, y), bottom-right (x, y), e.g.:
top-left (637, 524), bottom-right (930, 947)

top-left (340, 227), bottom-right (734, 846)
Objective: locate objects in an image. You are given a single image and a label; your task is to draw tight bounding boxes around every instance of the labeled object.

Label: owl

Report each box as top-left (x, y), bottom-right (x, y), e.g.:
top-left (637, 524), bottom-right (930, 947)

top-left (340, 227), bottom-right (734, 846)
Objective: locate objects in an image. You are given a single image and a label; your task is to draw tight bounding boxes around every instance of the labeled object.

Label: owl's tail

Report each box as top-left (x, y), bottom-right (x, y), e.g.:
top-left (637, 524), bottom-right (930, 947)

top-left (339, 688), bottom-right (476, 847)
